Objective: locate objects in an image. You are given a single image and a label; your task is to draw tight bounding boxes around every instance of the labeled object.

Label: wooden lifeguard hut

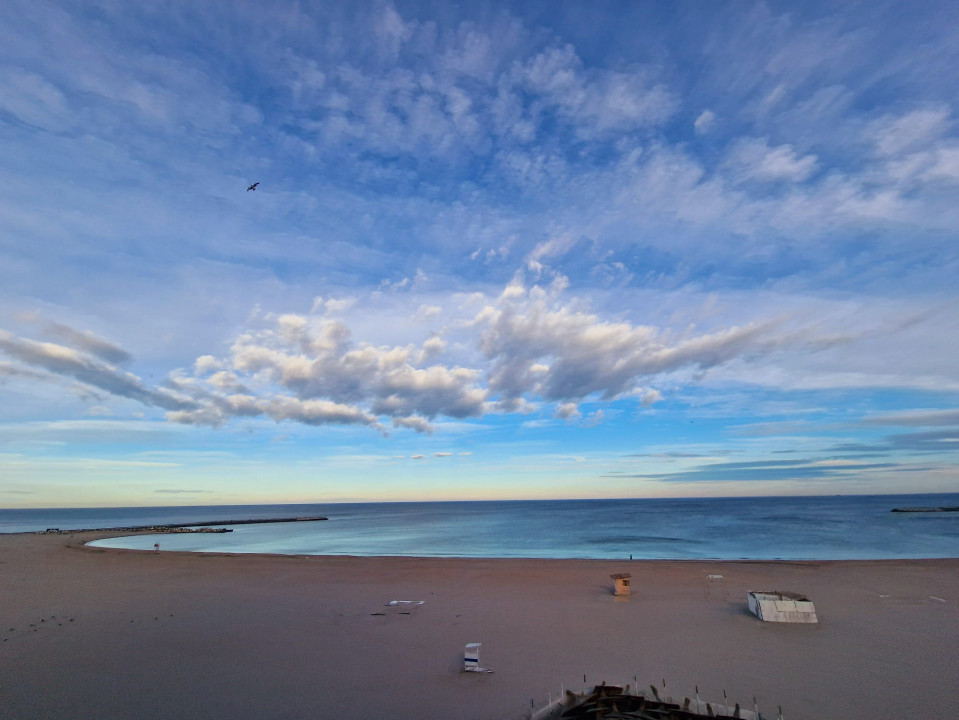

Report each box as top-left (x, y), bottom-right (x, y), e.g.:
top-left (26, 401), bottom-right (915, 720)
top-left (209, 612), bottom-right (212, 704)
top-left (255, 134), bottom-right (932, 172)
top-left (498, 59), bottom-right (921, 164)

top-left (610, 573), bottom-right (632, 596)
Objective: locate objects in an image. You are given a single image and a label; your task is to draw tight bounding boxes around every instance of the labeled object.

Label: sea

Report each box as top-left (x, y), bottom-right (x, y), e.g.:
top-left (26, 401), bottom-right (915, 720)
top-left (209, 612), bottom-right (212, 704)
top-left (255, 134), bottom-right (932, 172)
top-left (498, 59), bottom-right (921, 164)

top-left (2, 494), bottom-right (958, 561)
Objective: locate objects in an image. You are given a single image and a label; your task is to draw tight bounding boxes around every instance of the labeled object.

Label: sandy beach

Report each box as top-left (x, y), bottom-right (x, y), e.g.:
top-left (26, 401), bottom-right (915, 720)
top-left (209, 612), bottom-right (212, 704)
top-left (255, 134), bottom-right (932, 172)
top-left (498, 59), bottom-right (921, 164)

top-left (1, 533), bottom-right (957, 720)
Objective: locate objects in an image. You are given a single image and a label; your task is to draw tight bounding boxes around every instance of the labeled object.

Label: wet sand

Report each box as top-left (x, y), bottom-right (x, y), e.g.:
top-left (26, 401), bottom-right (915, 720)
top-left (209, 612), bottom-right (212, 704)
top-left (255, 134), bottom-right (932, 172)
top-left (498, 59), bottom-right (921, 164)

top-left (1, 532), bottom-right (957, 719)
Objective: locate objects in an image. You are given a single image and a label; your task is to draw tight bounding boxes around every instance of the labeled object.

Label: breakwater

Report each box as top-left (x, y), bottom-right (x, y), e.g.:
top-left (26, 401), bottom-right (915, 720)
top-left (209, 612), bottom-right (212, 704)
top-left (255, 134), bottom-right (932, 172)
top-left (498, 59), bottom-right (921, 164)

top-left (39, 516), bottom-right (328, 534)
top-left (890, 506), bottom-right (959, 513)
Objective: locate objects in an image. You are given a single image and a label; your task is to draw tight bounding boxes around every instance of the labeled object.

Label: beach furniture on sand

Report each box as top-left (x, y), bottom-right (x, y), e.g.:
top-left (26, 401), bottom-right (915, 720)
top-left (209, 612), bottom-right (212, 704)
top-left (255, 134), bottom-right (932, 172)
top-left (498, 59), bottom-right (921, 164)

top-left (463, 642), bottom-right (492, 672)
top-left (610, 573), bottom-right (632, 596)
top-left (747, 590), bottom-right (818, 623)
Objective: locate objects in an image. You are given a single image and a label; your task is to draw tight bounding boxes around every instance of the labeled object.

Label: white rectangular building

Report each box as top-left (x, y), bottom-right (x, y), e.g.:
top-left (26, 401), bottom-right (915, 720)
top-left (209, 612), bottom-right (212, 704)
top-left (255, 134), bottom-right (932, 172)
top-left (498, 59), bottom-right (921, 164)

top-left (747, 590), bottom-right (818, 623)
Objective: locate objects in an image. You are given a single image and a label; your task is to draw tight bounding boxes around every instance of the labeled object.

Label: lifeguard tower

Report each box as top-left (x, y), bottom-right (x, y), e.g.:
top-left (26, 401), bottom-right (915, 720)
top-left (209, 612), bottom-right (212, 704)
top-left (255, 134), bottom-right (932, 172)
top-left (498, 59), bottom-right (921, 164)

top-left (610, 573), bottom-right (632, 596)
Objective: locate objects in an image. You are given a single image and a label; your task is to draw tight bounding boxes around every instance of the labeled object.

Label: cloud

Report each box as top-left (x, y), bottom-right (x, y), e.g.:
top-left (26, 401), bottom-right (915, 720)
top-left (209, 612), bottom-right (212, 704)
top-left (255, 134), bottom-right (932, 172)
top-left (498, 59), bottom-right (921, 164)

top-left (694, 110), bottom-right (715, 134)
top-left (477, 282), bottom-right (826, 404)
top-left (830, 427), bottom-right (959, 455)
top-left (392, 415), bottom-right (433, 433)
top-left (0, 67), bottom-right (72, 132)
top-left (0, 360), bottom-right (48, 381)
top-left (886, 429), bottom-right (959, 451)
top-left (638, 389), bottom-right (662, 407)
top-left (166, 312), bottom-right (487, 429)
top-left (869, 108), bottom-right (951, 158)
top-left (416, 305), bottom-right (442, 319)
top-left (555, 402), bottom-right (580, 420)
top-left (862, 409), bottom-right (959, 427)
top-left (515, 43), bottom-right (678, 137)
top-left (19, 315), bottom-right (134, 365)
top-left (724, 137), bottom-right (818, 183)
top-left (611, 458), bottom-right (898, 483)
top-left (0, 329), bottom-right (194, 411)
top-left (156, 277), bottom-right (850, 433)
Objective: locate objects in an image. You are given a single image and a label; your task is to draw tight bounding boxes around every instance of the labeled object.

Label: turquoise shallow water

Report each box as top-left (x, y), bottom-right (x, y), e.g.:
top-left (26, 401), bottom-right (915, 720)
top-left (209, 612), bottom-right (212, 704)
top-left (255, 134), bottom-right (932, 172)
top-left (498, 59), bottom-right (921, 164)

top-left (4, 494), bottom-right (959, 560)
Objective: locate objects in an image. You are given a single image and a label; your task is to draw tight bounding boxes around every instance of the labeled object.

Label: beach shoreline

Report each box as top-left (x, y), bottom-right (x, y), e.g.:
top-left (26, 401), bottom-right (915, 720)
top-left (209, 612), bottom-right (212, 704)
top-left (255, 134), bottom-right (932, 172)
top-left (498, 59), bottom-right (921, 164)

top-left (2, 532), bottom-right (957, 719)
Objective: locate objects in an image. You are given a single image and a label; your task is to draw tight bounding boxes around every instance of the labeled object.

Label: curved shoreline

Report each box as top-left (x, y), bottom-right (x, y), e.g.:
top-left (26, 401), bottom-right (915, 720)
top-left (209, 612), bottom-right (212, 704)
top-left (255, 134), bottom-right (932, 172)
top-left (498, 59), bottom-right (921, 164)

top-left (81, 528), bottom-right (959, 562)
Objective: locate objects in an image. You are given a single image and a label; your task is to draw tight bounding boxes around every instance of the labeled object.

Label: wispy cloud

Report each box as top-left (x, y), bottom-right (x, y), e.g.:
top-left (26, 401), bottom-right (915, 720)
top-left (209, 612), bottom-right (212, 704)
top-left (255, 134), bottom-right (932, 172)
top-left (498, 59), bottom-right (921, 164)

top-left (0, 328), bottom-right (194, 411)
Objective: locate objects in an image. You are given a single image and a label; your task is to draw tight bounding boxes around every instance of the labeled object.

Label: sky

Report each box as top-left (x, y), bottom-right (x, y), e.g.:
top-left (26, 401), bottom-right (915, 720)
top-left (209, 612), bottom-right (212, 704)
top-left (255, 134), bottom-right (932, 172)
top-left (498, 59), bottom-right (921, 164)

top-left (1, 0), bottom-right (958, 507)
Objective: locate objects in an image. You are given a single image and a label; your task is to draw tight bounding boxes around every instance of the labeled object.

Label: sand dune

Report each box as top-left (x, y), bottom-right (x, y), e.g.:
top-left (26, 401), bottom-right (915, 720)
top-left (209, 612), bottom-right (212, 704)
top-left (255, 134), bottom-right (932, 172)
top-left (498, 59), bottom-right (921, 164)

top-left (1, 532), bottom-right (957, 719)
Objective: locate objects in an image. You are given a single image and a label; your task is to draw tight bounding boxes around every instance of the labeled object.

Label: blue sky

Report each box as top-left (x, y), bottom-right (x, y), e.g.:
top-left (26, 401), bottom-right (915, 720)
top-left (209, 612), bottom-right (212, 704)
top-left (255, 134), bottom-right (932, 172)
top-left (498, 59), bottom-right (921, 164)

top-left (2, 0), bottom-right (958, 507)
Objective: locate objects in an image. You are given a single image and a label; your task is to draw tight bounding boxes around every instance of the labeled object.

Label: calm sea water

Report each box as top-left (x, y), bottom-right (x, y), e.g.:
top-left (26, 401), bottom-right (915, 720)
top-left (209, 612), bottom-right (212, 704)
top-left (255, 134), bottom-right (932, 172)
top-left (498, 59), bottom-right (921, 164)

top-left (3, 494), bottom-right (958, 560)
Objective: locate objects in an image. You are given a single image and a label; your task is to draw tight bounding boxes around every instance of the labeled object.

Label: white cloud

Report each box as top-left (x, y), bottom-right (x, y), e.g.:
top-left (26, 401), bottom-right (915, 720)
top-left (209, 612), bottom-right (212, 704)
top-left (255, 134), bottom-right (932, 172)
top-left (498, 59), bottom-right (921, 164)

top-left (194, 355), bottom-right (222, 375)
top-left (725, 137), bottom-right (818, 183)
top-left (694, 110), bottom-right (715, 134)
top-left (476, 283), bottom-right (815, 404)
top-left (862, 409), bottom-right (959, 427)
top-left (0, 68), bottom-right (72, 132)
top-left (638, 388), bottom-right (663, 407)
top-left (393, 415), bottom-right (432, 433)
top-left (152, 278), bottom-right (867, 432)
top-left (517, 44), bottom-right (678, 137)
top-left (555, 402), bottom-right (580, 420)
top-left (869, 108), bottom-right (950, 157)
top-left (0, 329), bottom-right (194, 412)
top-left (417, 304), bottom-right (442, 319)
top-left (18, 313), bottom-right (132, 364)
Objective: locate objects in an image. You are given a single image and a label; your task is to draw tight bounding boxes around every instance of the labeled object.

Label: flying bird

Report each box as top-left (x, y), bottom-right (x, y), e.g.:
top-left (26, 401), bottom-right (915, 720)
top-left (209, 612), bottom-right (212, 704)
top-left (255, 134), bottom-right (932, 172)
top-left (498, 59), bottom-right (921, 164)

top-left (247, 182), bottom-right (259, 191)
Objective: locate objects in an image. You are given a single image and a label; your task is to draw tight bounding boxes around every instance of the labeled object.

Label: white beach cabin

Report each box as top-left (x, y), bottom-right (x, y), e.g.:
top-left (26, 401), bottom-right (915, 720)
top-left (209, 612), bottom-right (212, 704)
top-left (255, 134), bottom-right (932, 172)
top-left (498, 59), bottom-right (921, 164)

top-left (747, 590), bottom-right (818, 623)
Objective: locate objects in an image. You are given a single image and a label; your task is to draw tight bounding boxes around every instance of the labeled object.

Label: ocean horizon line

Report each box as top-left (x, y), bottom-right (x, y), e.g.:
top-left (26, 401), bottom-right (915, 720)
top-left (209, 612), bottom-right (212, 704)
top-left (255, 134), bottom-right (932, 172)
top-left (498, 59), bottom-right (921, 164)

top-left (5, 490), bottom-right (958, 514)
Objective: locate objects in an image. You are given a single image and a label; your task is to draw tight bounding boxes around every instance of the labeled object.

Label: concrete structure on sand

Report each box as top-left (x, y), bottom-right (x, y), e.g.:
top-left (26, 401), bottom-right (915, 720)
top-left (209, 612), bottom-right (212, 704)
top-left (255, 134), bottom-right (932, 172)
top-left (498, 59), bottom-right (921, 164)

top-left (747, 590), bottom-right (818, 623)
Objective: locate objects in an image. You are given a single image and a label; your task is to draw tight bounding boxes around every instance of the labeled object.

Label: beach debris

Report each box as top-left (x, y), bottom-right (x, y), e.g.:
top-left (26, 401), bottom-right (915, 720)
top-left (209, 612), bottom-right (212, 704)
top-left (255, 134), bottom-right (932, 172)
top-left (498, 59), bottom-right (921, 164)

top-left (463, 642), bottom-right (492, 673)
top-left (372, 600), bottom-right (425, 616)
top-left (704, 573), bottom-right (728, 601)
top-left (610, 573), bottom-right (632, 596)
top-left (387, 600), bottom-right (424, 614)
top-left (747, 590), bottom-right (818, 623)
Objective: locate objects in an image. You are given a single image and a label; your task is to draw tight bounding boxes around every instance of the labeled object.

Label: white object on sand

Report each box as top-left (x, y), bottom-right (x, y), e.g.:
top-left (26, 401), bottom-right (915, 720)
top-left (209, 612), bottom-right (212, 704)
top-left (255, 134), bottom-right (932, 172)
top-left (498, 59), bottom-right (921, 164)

top-left (464, 642), bottom-right (492, 672)
top-left (747, 590), bottom-right (818, 623)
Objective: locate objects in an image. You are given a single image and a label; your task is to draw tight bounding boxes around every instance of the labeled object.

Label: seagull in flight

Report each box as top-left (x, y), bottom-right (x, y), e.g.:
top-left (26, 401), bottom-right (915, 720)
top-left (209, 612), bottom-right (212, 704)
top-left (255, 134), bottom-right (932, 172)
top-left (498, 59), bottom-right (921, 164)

top-left (247, 182), bottom-right (259, 192)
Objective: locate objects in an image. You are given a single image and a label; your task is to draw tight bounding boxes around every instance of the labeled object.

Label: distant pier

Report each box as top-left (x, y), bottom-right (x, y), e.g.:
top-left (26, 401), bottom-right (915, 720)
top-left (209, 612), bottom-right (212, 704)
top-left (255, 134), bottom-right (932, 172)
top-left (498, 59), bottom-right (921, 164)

top-left (39, 516), bottom-right (328, 534)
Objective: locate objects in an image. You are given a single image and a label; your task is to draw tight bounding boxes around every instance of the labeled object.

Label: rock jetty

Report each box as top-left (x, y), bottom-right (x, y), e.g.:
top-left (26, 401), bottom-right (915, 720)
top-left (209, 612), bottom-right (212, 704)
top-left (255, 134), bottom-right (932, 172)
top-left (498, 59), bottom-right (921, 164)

top-left (38, 516), bottom-right (328, 534)
top-left (890, 506), bottom-right (959, 513)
